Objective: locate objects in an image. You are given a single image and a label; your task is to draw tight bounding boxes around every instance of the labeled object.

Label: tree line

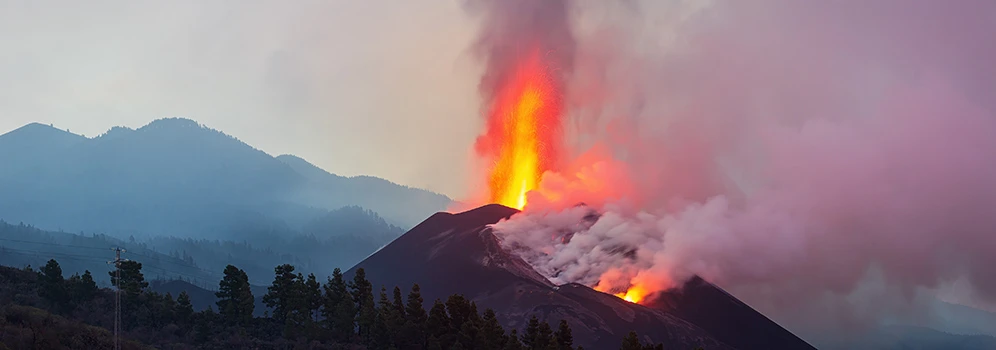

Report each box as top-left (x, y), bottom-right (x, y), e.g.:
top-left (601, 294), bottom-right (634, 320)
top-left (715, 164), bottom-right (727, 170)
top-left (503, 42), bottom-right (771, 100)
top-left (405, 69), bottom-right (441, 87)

top-left (6, 259), bottom-right (681, 349)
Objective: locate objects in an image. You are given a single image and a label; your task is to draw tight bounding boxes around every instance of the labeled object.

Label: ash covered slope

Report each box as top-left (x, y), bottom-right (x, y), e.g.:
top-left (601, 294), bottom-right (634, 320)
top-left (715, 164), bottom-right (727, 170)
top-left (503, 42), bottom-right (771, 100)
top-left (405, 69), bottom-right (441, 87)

top-left (350, 204), bottom-right (806, 349)
top-left (648, 277), bottom-right (815, 350)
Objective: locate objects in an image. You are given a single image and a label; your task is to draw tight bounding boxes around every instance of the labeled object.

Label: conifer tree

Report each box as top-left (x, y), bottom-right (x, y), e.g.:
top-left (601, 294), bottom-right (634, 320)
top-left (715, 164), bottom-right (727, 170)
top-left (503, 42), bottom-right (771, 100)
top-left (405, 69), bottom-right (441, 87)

top-left (305, 273), bottom-right (322, 322)
top-left (522, 316), bottom-right (541, 349)
top-left (404, 284), bottom-right (428, 348)
top-left (536, 321), bottom-right (554, 350)
top-left (67, 270), bottom-right (98, 305)
top-left (372, 286), bottom-right (393, 350)
top-left (176, 291), bottom-right (194, 325)
top-left (620, 331), bottom-right (641, 350)
top-left (109, 260), bottom-right (147, 315)
top-left (109, 260), bottom-right (148, 297)
top-left (427, 299), bottom-right (452, 346)
top-left (504, 330), bottom-right (524, 350)
top-left (39, 259), bottom-right (67, 310)
top-left (216, 265), bottom-right (254, 326)
top-left (458, 318), bottom-right (483, 349)
top-left (446, 294), bottom-right (473, 331)
top-left (286, 272), bottom-right (311, 337)
top-left (392, 286), bottom-right (407, 320)
top-left (194, 307), bottom-right (218, 344)
top-left (323, 268), bottom-right (355, 341)
top-left (554, 320), bottom-right (574, 350)
top-left (482, 308), bottom-right (506, 350)
top-left (263, 264), bottom-right (297, 323)
top-left (351, 269), bottom-right (376, 343)
top-left (161, 292), bottom-right (177, 325)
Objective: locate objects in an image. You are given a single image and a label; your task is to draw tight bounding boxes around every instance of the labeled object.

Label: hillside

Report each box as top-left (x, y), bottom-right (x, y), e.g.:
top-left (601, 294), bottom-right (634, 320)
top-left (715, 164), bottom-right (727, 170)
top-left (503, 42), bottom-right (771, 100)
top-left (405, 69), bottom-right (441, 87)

top-left (0, 119), bottom-right (451, 240)
top-left (0, 206), bottom-right (400, 289)
top-left (278, 155), bottom-right (451, 227)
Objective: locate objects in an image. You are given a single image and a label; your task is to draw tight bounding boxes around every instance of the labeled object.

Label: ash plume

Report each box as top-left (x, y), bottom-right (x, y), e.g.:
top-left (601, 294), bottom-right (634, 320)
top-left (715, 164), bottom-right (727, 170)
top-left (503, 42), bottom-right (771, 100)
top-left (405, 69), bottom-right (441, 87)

top-left (465, 0), bottom-right (575, 102)
top-left (487, 0), bottom-right (996, 333)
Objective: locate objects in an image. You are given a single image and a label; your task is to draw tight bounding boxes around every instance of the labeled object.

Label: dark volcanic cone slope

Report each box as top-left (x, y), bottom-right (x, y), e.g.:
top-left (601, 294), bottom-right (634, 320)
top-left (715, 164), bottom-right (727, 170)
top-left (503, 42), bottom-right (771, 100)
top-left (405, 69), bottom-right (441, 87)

top-left (648, 276), bottom-right (816, 350)
top-left (348, 204), bottom-right (810, 349)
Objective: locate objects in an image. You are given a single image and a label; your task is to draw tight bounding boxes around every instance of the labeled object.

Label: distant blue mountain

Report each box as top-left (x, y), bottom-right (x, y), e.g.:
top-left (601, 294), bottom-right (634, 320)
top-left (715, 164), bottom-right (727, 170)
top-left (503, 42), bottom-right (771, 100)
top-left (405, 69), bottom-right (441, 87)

top-left (0, 118), bottom-right (451, 239)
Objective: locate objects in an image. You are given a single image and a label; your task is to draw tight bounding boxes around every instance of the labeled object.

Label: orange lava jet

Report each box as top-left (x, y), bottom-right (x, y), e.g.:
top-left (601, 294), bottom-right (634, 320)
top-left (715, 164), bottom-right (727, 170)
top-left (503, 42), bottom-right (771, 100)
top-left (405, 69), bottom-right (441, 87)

top-left (476, 49), bottom-right (563, 210)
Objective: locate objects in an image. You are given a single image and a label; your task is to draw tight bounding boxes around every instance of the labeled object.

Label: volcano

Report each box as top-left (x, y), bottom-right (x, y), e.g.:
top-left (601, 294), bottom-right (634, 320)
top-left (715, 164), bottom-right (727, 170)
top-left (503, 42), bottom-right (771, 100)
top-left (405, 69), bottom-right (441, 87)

top-left (347, 204), bottom-right (815, 349)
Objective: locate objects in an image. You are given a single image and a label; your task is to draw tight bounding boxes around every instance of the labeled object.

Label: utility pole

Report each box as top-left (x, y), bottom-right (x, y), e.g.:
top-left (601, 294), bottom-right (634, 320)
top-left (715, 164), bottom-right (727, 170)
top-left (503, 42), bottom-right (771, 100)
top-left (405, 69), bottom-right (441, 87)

top-left (108, 247), bottom-right (127, 350)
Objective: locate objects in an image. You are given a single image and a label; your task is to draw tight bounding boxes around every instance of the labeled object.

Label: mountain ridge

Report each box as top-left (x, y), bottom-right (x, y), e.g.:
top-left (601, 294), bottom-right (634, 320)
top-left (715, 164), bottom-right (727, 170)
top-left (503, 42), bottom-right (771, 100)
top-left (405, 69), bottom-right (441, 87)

top-left (0, 118), bottom-right (451, 237)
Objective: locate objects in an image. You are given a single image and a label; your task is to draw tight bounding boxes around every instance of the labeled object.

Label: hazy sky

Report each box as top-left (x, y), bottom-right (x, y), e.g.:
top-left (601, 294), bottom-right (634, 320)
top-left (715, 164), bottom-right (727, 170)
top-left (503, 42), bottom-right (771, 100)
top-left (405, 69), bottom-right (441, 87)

top-left (0, 0), bottom-right (484, 198)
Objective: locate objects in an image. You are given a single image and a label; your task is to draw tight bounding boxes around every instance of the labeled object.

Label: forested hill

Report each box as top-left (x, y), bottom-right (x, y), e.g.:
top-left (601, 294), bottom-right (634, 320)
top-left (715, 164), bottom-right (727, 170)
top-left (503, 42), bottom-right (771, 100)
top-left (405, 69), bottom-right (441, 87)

top-left (0, 205), bottom-right (404, 289)
top-left (0, 118), bottom-right (451, 239)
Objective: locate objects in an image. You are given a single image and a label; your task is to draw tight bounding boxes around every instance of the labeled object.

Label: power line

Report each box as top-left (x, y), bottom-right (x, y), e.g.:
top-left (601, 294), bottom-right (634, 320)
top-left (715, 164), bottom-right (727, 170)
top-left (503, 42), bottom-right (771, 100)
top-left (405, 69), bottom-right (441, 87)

top-left (0, 237), bottom-right (114, 251)
top-left (0, 240), bottom-right (219, 276)
top-left (123, 251), bottom-right (222, 278)
top-left (0, 246), bottom-right (220, 286)
top-left (1, 247), bottom-right (113, 265)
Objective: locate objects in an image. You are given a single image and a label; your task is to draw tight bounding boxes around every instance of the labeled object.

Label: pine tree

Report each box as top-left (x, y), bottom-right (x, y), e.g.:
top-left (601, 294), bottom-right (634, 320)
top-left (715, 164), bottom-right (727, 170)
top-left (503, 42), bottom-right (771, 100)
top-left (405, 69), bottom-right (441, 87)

top-left (504, 330), bottom-right (524, 350)
top-left (194, 307), bottom-right (218, 344)
top-left (457, 315), bottom-right (483, 349)
top-left (536, 321), bottom-right (554, 350)
top-left (373, 286), bottom-right (395, 350)
top-left (392, 286), bottom-right (407, 320)
top-left (176, 291), bottom-right (194, 325)
top-left (109, 260), bottom-right (148, 297)
top-left (482, 308), bottom-right (506, 350)
top-left (67, 270), bottom-right (98, 306)
top-left (404, 284), bottom-right (428, 348)
top-left (161, 292), bottom-right (178, 326)
top-left (305, 273), bottom-right (322, 322)
top-left (620, 331), bottom-right (641, 350)
top-left (350, 268), bottom-right (374, 306)
top-left (445, 294), bottom-right (473, 331)
top-left (521, 316), bottom-right (541, 349)
top-left (110, 260), bottom-right (147, 317)
top-left (323, 268), bottom-right (355, 341)
top-left (263, 264), bottom-right (298, 323)
top-left (427, 299), bottom-right (452, 347)
top-left (554, 320), bottom-right (573, 350)
top-left (216, 265), bottom-right (254, 326)
top-left (39, 259), bottom-right (67, 310)
top-left (351, 268), bottom-right (376, 342)
top-left (358, 293), bottom-right (377, 345)
top-left (285, 272), bottom-right (311, 338)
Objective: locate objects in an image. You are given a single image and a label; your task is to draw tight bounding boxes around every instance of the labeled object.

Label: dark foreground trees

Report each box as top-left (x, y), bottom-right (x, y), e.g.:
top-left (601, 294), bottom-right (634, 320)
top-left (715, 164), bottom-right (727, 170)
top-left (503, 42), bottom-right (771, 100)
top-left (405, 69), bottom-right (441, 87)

top-left (5, 259), bottom-right (697, 349)
top-left (216, 264), bottom-right (254, 325)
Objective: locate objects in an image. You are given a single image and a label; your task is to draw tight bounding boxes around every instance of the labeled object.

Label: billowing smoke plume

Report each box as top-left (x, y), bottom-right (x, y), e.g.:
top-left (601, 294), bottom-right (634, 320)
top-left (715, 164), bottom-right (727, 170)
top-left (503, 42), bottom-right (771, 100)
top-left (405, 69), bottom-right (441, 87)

top-left (481, 0), bottom-right (996, 333)
top-left (465, 0), bottom-right (574, 97)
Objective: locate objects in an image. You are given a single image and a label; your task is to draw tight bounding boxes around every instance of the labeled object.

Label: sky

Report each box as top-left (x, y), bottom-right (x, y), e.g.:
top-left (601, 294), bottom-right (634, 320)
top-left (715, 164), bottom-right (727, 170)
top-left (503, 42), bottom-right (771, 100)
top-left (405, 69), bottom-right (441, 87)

top-left (0, 0), bottom-right (483, 198)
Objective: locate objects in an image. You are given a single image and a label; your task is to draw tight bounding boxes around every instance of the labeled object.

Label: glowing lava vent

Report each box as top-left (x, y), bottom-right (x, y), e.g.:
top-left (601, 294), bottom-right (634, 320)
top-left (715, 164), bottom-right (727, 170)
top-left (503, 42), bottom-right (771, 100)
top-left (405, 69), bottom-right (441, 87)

top-left (476, 49), bottom-right (564, 210)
